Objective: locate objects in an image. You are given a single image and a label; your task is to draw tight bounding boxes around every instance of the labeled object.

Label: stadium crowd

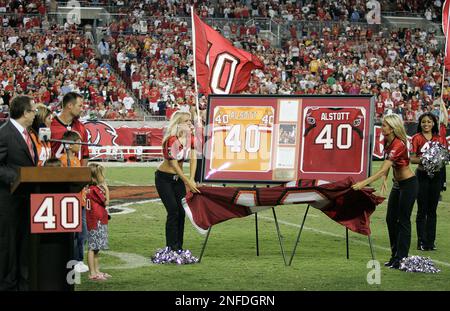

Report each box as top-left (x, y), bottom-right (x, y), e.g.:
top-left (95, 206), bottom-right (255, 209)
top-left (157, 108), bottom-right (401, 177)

top-left (0, 0), bottom-right (46, 14)
top-left (108, 0), bottom-right (442, 22)
top-left (0, 0), bottom-right (448, 123)
top-left (99, 11), bottom-right (448, 122)
top-left (0, 24), bottom-right (140, 120)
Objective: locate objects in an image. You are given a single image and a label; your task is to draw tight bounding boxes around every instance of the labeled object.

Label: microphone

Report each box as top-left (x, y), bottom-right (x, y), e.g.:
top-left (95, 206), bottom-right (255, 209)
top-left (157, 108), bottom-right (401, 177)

top-left (38, 127), bottom-right (51, 142)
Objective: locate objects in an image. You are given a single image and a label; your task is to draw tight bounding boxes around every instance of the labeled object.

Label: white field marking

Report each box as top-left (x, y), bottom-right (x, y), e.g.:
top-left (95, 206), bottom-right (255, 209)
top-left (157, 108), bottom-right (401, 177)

top-left (102, 251), bottom-right (153, 270)
top-left (142, 215), bottom-right (156, 219)
top-left (107, 179), bottom-right (139, 186)
top-left (108, 206), bottom-right (136, 215)
top-left (258, 215), bottom-right (450, 268)
top-left (109, 198), bottom-right (161, 209)
top-left (97, 162), bottom-right (161, 168)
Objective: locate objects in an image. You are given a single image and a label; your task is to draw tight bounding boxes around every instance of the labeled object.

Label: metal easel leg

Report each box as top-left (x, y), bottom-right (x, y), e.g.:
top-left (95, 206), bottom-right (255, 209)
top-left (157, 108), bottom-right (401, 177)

top-left (368, 235), bottom-right (375, 261)
top-left (346, 228), bottom-right (350, 260)
top-left (288, 205), bottom-right (310, 266)
top-left (198, 227), bottom-right (212, 263)
top-left (272, 208), bottom-right (288, 266)
top-left (255, 213), bottom-right (260, 256)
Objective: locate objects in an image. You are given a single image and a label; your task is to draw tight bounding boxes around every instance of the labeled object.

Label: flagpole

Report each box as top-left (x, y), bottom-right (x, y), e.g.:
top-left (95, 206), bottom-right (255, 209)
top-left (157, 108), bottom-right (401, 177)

top-left (191, 6), bottom-right (202, 128)
top-left (443, 4), bottom-right (449, 97)
top-left (441, 1), bottom-right (450, 123)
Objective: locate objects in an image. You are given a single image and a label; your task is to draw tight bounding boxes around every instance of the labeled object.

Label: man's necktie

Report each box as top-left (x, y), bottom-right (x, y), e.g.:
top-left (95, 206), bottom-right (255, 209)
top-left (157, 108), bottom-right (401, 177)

top-left (23, 129), bottom-right (35, 163)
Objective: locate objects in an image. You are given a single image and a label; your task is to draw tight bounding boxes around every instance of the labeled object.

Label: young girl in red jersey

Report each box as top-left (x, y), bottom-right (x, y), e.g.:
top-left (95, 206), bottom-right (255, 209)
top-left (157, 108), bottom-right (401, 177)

top-left (155, 111), bottom-right (200, 252)
top-left (353, 114), bottom-right (417, 269)
top-left (86, 163), bottom-right (111, 281)
top-left (410, 113), bottom-right (445, 251)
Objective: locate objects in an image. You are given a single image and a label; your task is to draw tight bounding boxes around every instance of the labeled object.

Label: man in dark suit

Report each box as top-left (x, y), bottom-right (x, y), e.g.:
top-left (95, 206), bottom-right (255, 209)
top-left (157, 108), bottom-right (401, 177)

top-left (0, 95), bottom-right (37, 291)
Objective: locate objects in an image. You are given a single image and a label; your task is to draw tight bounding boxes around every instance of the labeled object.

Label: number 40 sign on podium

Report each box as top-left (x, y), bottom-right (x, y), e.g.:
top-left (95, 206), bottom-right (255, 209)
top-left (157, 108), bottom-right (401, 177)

top-left (30, 193), bottom-right (82, 233)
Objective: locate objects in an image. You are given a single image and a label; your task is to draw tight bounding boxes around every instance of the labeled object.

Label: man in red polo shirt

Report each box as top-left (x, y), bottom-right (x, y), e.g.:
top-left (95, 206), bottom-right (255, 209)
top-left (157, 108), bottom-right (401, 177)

top-left (50, 92), bottom-right (90, 273)
top-left (50, 92), bottom-right (89, 165)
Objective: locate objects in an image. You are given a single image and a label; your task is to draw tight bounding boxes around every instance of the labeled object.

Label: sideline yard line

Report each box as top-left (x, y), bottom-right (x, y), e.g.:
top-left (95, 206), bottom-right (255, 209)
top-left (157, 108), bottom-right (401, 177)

top-left (99, 162), bottom-right (160, 167)
top-left (258, 215), bottom-right (450, 268)
top-left (102, 251), bottom-right (153, 270)
top-left (110, 199), bottom-right (161, 209)
top-left (107, 179), bottom-right (140, 186)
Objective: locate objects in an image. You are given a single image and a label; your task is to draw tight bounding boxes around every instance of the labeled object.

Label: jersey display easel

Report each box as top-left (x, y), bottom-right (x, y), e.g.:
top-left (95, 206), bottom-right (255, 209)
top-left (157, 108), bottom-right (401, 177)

top-left (197, 201), bottom-right (376, 266)
top-left (197, 184), bottom-right (289, 264)
top-left (197, 95), bottom-right (377, 265)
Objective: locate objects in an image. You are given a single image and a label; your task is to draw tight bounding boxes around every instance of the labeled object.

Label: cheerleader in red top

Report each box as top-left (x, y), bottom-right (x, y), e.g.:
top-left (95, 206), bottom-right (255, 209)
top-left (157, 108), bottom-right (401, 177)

top-left (410, 112), bottom-right (445, 251)
top-left (85, 163), bottom-right (111, 281)
top-left (353, 114), bottom-right (417, 269)
top-left (155, 111), bottom-right (200, 252)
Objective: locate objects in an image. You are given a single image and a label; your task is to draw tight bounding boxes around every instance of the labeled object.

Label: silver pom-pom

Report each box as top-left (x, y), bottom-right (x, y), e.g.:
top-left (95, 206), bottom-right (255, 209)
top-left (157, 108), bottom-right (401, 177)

top-left (151, 247), bottom-right (199, 265)
top-left (399, 256), bottom-right (441, 273)
top-left (421, 142), bottom-right (450, 178)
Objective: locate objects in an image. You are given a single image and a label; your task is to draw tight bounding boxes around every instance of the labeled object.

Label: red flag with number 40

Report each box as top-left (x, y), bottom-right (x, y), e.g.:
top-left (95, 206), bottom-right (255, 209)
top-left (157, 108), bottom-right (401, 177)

top-left (192, 11), bottom-right (264, 95)
top-left (443, 0), bottom-right (450, 70)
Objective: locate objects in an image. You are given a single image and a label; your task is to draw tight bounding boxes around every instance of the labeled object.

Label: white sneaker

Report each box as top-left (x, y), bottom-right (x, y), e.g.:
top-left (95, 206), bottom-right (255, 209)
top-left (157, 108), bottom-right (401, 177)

top-left (74, 262), bottom-right (89, 273)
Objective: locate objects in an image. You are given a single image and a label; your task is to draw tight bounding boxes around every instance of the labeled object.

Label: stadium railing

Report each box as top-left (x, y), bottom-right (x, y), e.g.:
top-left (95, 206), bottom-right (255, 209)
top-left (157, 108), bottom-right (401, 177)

top-left (95, 14), bottom-right (442, 42)
top-left (0, 25), bottom-right (87, 35)
top-left (88, 145), bottom-right (163, 162)
top-left (279, 19), bottom-right (376, 39)
top-left (143, 116), bottom-right (167, 122)
top-left (55, 0), bottom-right (114, 7)
top-left (382, 11), bottom-right (427, 18)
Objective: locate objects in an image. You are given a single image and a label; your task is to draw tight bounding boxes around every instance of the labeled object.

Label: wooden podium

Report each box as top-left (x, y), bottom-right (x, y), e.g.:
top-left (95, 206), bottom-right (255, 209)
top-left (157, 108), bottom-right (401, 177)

top-left (12, 167), bottom-right (91, 291)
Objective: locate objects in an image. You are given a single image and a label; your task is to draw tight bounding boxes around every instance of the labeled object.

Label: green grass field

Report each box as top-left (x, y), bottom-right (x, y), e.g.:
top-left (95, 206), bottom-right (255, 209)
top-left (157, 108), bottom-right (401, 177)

top-left (76, 162), bottom-right (450, 291)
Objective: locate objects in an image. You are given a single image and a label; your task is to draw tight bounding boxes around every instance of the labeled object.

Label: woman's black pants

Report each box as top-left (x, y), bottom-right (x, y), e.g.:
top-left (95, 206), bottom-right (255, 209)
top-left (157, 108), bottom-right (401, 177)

top-left (155, 170), bottom-right (186, 251)
top-left (386, 176), bottom-right (418, 261)
top-left (416, 169), bottom-right (441, 248)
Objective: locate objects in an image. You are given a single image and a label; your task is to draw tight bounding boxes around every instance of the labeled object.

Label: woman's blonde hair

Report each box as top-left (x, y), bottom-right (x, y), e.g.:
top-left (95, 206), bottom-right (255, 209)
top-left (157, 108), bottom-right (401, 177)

top-left (383, 114), bottom-right (408, 145)
top-left (162, 111), bottom-right (192, 145)
top-left (31, 104), bottom-right (52, 133)
top-left (88, 163), bottom-right (106, 186)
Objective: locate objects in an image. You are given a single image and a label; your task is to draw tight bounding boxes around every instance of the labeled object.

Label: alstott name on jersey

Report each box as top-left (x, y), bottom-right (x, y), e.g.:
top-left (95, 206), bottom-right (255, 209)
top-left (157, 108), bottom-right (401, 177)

top-left (320, 112), bottom-right (351, 121)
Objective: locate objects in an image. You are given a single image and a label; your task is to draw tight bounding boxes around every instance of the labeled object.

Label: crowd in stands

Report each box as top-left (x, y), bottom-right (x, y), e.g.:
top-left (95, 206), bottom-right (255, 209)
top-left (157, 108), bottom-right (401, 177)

top-left (1, 0), bottom-right (48, 30)
top-left (0, 0), bottom-right (45, 14)
top-left (110, 0), bottom-right (375, 22)
top-left (399, 0), bottom-right (444, 22)
top-left (1, 1), bottom-right (449, 123)
top-left (100, 8), bottom-right (448, 123)
top-left (0, 25), bottom-right (140, 120)
top-left (106, 0), bottom-right (444, 23)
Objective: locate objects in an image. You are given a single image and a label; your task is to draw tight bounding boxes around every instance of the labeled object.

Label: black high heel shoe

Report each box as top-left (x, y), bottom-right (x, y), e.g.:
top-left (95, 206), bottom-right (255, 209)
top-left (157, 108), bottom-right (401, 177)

top-left (417, 243), bottom-right (427, 251)
top-left (389, 260), bottom-right (401, 269)
top-left (384, 258), bottom-right (395, 267)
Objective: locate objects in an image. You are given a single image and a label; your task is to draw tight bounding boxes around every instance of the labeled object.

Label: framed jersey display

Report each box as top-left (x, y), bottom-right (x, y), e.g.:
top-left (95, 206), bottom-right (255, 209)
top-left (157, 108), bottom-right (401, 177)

top-left (202, 95), bottom-right (375, 183)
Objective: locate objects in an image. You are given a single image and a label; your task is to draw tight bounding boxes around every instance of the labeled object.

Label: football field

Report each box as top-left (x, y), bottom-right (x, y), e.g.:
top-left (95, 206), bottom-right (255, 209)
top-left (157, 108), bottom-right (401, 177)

top-left (76, 162), bottom-right (450, 291)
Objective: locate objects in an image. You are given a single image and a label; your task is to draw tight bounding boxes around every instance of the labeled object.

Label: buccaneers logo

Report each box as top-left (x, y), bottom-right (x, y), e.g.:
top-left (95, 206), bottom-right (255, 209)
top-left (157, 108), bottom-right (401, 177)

top-left (83, 121), bottom-right (119, 147)
top-left (353, 116), bottom-right (362, 127)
